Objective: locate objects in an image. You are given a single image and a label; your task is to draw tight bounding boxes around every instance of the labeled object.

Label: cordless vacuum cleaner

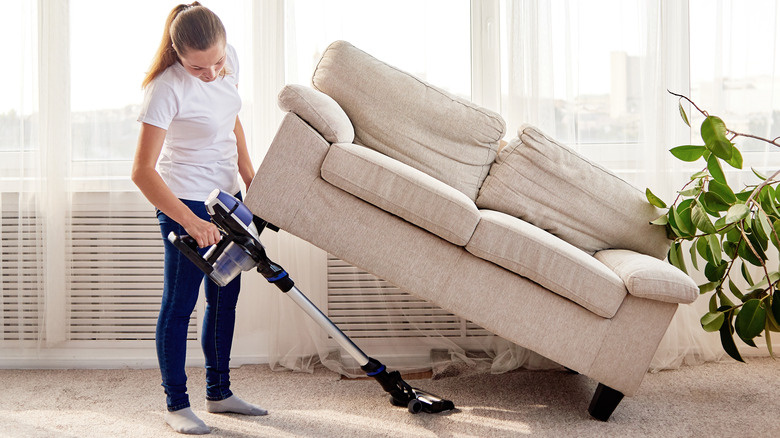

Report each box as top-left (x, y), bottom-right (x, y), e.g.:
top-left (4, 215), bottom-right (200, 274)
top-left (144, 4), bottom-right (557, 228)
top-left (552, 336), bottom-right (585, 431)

top-left (168, 189), bottom-right (455, 414)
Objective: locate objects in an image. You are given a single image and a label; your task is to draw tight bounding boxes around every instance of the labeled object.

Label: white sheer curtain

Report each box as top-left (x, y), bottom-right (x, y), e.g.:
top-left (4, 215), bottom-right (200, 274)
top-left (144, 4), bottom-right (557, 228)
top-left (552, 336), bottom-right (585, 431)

top-left (0, 1), bottom-right (72, 353)
top-left (267, 0), bottom-right (677, 376)
top-left (264, 0), bottom-right (489, 377)
top-left (0, 0), bottom-right (271, 366)
top-left (270, 0), bottom-right (778, 376)
top-left (4, 0), bottom-right (777, 371)
top-left (1, 1), bottom-right (47, 351)
top-left (500, 0), bottom-right (726, 370)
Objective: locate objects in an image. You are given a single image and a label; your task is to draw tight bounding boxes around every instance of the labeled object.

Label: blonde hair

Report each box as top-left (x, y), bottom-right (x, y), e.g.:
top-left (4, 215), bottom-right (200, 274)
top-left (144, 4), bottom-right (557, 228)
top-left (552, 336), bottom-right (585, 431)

top-left (142, 2), bottom-right (228, 88)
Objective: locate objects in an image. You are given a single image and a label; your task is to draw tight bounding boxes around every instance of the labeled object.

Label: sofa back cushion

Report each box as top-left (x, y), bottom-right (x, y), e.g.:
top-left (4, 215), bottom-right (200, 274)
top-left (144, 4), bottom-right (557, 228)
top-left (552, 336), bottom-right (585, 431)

top-left (476, 125), bottom-right (670, 259)
top-left (312, 40), bottom-right (506, 201)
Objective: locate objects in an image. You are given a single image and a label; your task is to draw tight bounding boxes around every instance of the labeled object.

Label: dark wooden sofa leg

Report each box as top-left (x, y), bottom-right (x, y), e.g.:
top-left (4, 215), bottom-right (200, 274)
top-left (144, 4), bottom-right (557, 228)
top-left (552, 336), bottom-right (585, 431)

top-left (588, 383), bottom-right (624, 421)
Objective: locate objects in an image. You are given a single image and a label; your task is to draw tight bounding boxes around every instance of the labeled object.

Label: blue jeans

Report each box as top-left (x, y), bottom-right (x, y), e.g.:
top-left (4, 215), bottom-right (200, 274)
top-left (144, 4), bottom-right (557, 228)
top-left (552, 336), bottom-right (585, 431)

top-left (156, 195), bottom-right (242, 412)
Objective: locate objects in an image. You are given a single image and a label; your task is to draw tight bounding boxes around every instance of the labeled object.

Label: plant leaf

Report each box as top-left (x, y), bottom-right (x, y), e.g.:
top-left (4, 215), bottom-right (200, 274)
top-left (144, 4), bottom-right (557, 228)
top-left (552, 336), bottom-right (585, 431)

top-left (670, 145), bottom-right (706, 162)
top-left (758, 210), bottom-right (773, 244)
top-left (729, 279), bottom-right (745, 301)
top-left (707, 234), bottom-right (722, 265)
top-left (705, 260), bottom-right (728, 282)
top-left (691, 170), bottom-right (709, 180)
top-left (675, 200), bottom-right (695, 236)
top-left (735, 299), bottom-right (767, 343)
top-left (692, 201), bottom-right (717, 234)
top-left (678, 101), bottom-right (690, 127)
top-left (679, 187), bottom-right (701, 197)
top-left (650, 214), bottom-right (669, 225)
top-left (700, 192), bottom-right (730, 213)
top-left (701, 311), bottom-right (725, 332)
top-left (724, 145), bottom-right (743, 169)
top-left (747, 230), bottom-right (768, 261)
top-left (748, 271), bottom-right (780, 292)
top-left (725, 204), bottom-right (750, 225)
top-left (765, 187), bottom-right (780, 218)
top-left (753, 216), bottom-right (769, 243)
top-left (752, 167), bottom-right (768, 181)
top-left (707, 154), bottom-right (727, 185)
top-left (701, 116), bottom-right (733, 160)
top-left (720, 313), bottom-right (745, 362)
top-left (669, 241), bottom-right (687, 274)
top-left (689, 238), bottom-right (700, 271)
top-left (645, 188), bottom-right (667, 208)
top-left (667, 207), bottom-right (683, 238)
top-left (736, 193), bottom-right (752, 205)
top-left (708, 180), bottom-right (737, 203)
top-left (699, 281), bottom-right (718, 294)
top-left (741, 261), bottom-right (755, 286)
top-left (718, 290), bottom-right (736, 308)
top-left (774, 290), bottom-right (780, 325)
top-left (738, 238), bottom-right (765, 267)
top-left (723, 240), bottom-right (737, 259)
top-left (768, 311), bottom-right (780, 332)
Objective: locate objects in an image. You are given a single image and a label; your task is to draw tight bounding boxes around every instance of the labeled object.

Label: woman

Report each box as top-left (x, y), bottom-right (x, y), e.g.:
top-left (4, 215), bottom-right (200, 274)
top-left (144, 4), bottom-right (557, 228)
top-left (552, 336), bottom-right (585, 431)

top-left (132, 2), bottom-right (264, 434)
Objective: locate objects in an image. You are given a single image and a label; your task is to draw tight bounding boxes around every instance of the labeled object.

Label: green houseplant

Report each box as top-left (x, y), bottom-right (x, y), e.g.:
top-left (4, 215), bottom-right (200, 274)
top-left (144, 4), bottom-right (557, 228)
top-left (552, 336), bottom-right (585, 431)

top-left (645, 92), bottom-right (780, 362)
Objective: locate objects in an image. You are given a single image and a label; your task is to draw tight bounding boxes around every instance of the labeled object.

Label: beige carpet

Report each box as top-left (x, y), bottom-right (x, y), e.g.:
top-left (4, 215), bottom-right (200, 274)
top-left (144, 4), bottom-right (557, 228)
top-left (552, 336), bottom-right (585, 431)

top-left (1, 357), bottom-right (777, 437)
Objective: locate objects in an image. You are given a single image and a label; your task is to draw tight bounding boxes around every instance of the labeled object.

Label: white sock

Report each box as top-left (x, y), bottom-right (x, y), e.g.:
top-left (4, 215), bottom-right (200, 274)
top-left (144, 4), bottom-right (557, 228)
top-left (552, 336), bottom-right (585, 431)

top-left (164, 407), bottom-right (210, 435)
top-left (206, 395), bottom-right (268, 416)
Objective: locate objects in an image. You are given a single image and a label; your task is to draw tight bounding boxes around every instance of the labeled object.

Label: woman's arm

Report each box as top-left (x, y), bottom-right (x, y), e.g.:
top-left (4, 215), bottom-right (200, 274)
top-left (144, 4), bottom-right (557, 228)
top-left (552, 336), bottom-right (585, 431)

top-left (131, 122), bottom-right (222, 248)
top-left (234, 115), bottom-right (255, 189)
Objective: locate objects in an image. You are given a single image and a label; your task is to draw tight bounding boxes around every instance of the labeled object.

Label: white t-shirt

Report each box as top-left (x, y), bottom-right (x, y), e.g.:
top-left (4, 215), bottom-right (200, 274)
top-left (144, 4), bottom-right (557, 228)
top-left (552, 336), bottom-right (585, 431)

top-left (138, 44), bottom-right (242, 201)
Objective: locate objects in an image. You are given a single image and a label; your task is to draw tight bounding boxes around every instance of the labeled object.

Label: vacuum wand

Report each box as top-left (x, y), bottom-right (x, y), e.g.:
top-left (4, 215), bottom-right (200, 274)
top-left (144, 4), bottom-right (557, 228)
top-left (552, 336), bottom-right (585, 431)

top-left (168, 189), bottom-right (455, 414)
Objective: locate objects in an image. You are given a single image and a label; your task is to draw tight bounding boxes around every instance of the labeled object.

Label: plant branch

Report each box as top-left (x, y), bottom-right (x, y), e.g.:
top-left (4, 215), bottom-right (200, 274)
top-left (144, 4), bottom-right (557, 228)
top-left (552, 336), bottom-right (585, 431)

top-left (746, 169), bottom-right (780, 204)
top-left (671, 172), bottom-right (705, 206)
top-left (669, 90), bottom-right (709, 117)
top-left (668, 90), bottom-right (780, 149)
top-left (729, 131), bottom-right (780, 149)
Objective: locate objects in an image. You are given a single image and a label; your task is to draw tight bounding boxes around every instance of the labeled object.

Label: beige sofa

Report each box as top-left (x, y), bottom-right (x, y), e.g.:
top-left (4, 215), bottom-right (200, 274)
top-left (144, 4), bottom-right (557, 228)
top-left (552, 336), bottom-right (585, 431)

top-left (245, 41), bottom-right (698, 421)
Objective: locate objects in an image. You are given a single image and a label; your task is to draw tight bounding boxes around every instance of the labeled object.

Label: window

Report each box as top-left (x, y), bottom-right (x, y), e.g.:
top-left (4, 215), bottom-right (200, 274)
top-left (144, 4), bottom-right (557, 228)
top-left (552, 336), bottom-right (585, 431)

top-left (287, 0), bottom-right (471, 99)
top-left (68, 0), bottom-right (252, 191)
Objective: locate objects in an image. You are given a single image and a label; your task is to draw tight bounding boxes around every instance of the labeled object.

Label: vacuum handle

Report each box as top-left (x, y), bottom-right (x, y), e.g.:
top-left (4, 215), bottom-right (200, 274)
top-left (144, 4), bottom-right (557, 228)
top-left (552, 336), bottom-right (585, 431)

top-left (168, 231), bottom-right (215, 275)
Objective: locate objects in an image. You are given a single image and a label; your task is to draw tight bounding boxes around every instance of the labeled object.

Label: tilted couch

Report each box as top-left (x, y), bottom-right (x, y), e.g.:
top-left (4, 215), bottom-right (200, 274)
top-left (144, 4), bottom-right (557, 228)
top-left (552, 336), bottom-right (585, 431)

top-left (245, 41), bottom-right (698, 421)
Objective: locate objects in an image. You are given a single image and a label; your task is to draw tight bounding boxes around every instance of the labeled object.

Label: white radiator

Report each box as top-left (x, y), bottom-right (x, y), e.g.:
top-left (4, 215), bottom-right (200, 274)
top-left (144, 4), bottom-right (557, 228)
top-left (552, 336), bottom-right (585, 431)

top-left (326, 255), bottom-right (489, 340)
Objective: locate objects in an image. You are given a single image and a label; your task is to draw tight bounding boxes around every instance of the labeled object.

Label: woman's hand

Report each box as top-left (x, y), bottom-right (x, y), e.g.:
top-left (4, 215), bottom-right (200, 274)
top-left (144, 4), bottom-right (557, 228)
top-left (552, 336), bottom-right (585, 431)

top-left (182, 215), bottom-right (222, 248)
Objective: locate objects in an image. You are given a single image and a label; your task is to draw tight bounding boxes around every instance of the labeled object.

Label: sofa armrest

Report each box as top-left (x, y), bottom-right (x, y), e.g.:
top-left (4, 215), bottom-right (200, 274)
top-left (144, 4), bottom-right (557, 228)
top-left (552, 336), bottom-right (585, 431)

top-left (594, 249), bottom-right (698, 304)
top-left (278, 84), bottom-right (355, 144)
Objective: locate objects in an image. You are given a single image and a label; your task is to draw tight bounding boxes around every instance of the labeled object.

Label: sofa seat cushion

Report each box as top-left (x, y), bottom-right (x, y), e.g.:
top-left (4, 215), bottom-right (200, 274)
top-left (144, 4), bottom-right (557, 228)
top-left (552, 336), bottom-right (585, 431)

top-left (476, 125), bottom-right (669, 259)
top-left (595, 249), bottom-right (698, 304)
top-left (466, 209), bottom-right (627, 318)
top-left (312, 40), bottom-right (506, 202)
top-left (321, 142), bottom-right (480, 246)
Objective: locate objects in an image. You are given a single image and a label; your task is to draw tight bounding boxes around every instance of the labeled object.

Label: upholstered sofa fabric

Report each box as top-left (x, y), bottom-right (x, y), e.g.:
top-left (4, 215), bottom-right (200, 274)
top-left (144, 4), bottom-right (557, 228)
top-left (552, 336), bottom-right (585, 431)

top-left (321, 142), bottom-right (481, 246)
top-left (312, 40), bottom-right (506, 201)
top-left (248, 42), bottom-right (697, 417)
top-left (476, 125), bottom-right (670, 259)
top-left (594, 249), bottom-right (699, 304)
top-left (277, 84), bottom-right (355, 144)
top-left (466, 209), bottom-right (627, 318)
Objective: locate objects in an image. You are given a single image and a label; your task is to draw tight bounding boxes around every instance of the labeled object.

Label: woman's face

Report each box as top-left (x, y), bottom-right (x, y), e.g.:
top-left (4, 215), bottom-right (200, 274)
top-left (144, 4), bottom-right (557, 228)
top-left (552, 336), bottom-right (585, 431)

top-left (178, 43), bottom-right (226, 82)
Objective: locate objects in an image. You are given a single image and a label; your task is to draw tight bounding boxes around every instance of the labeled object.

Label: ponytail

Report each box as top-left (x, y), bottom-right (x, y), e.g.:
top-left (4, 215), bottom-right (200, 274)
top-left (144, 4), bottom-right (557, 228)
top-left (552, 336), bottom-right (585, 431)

top-left (142, 2), bottom-right (227, 88)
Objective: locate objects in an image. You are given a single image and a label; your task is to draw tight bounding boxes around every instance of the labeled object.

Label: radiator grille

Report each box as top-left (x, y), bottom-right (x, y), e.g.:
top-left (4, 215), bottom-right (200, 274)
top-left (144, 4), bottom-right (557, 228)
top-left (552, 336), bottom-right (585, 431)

top-left (67, 192), bottom-right (198, 342)
top-left (327, 255), bottom-right (489, 339)
top-left (1, 193), bottom-right (43, 341)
